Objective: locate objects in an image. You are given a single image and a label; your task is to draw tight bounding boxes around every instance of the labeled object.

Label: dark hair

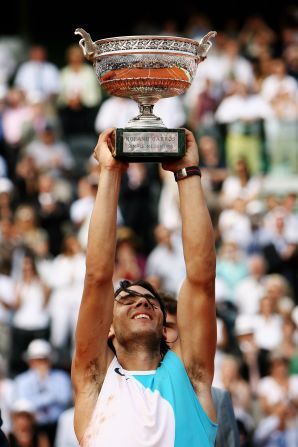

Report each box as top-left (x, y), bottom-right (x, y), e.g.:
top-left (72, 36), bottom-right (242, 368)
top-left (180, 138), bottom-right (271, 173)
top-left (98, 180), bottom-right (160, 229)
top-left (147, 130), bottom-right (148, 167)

top-left (159, 292), bottom-right (177, 316)
top-left (111, 279), bottom-right (169, 358)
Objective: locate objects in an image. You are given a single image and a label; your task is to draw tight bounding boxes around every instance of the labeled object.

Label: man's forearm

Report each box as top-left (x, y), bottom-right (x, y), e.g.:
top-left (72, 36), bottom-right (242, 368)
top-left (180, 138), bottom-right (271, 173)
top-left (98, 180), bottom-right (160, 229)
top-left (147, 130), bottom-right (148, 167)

top-left (86, 168), bottom-right (122, 279)
top-left (177, 175), bottom-right (216, 282)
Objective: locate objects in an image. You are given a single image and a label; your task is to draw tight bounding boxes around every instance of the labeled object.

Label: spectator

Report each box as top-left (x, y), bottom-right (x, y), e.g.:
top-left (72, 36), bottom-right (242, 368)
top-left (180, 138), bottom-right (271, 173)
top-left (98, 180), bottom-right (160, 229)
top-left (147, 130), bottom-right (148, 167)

top-left (58, 44), bottom-right (101, 109)
top-left (234, 254), bottom-right (267, 315)
top-left (218, 197), bottom-right (253, 250)
top-left (253, 401), bottom-right (298, 446)
top-left (47, 233), bottom-right (85, 366)
top-left (217, 354), bottom-right (255, 443)
top-left (254, 295), bottom-right (283, 352)
top-left (216, 240), bottom-right (248, 299)
top-left (14, 45), bottom-right (60, 103)
top-left (54, 405), bottom-right (78, 447)
top-left (219, 158), bottom-right (263, 209)
top-left (35, 173), bottom-right (71, 256)
top-left (215, 80), bottom-right (272, 174)
top-left (14, 340), bottom-right (72, 446)
top-left (257, 351), bottom-right (298, 418)
top-left (10, 252), bottom-right (51, 376)
top-left (94, 97), bottom-right (138, 133)
top-left (119, 162), bottom-right (157, 255)
top-left (1, 88), bottom-right (32, 177)
top-left (145, 224), bottom-right (185, 295)
top-left (8, 399), bottom-right (50, 447)
top-left (23, 121), bottom-right (74, 179)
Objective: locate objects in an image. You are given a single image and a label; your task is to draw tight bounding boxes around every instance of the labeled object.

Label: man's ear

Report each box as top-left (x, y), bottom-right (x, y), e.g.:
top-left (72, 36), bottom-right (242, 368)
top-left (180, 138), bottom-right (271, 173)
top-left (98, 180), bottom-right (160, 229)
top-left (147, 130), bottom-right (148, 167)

top-left (108, 324), bottom-right (115, 339)
top-left (162, 326), bottom-right (167, 341)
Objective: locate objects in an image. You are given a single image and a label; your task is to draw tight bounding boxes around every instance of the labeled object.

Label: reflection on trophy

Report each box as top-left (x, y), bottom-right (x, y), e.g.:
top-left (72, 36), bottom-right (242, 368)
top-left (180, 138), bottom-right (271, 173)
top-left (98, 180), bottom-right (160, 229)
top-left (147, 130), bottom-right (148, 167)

top-left (75, 28), bottom-right (216, 162)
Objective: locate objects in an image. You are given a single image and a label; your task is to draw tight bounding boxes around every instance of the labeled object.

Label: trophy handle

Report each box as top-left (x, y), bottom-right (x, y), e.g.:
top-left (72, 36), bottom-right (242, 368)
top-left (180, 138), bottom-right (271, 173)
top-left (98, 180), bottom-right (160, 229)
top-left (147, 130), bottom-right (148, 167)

top-left (197, 31), bottom-right (217, 60)
top-left (74, 28), bottom-right (97, 61)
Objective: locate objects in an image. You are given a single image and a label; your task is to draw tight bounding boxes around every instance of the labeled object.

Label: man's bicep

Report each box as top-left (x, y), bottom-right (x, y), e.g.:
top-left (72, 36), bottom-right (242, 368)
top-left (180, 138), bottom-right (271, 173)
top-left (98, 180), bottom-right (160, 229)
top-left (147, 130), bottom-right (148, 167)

top-left (73, 278), bottom-right (114, 371)
top-left (177, 279), bottom-right (217, 381)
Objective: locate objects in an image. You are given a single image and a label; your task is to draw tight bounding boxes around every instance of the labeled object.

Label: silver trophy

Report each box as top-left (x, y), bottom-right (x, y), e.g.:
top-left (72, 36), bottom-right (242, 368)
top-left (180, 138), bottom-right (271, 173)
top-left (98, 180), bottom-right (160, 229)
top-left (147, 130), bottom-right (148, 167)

top-left (75, 28), bottom-right (216, 161)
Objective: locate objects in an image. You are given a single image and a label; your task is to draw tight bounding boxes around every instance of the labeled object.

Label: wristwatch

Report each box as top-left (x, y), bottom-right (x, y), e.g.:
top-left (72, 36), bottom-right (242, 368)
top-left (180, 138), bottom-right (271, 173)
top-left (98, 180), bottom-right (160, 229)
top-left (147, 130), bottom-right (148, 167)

top-left (174, 166), bottom-right (202, 182)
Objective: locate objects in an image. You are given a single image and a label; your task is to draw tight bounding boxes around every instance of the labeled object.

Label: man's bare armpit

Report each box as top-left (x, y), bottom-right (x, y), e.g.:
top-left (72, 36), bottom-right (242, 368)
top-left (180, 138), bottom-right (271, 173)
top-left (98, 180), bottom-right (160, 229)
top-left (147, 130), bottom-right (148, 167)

top-left (85, 358), bottom-right (105, 392)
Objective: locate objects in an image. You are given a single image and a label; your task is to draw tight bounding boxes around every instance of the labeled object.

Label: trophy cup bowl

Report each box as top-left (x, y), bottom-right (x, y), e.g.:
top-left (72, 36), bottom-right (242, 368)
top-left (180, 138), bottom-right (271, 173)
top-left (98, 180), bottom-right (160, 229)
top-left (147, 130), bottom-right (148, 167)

top-left (75, 28), bottom-right (216, 161)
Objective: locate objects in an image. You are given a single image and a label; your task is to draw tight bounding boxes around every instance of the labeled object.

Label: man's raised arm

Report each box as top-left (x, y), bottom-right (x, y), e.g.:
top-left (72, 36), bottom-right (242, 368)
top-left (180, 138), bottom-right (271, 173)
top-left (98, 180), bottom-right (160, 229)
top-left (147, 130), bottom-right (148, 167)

top-left (162, 129), bottom-right (217, 420)
top-left (72, 128), bottom-right (127, 380)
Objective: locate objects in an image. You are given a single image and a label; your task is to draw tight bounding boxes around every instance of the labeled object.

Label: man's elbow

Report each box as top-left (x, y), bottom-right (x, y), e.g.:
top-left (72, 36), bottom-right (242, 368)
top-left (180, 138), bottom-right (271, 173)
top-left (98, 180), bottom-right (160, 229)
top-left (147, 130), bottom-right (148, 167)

top-left (84, 268), bottom-right (113, 286)
top-left (187, 258), bottom-right (216, 286)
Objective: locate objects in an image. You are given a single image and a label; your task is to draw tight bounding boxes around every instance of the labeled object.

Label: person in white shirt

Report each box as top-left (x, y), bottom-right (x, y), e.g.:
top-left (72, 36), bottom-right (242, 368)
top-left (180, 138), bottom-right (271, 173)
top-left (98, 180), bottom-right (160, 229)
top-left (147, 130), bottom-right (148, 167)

top-left (145, 225), bottom-right (185, 296)
top-left (58, 44), bottom-right (101, 108)
top-left (14, 45), bottom-right (60, 102)
top-left (55, 406), bottom-right (79, 447)
top-left (234, 254), bottom-right (267, 315)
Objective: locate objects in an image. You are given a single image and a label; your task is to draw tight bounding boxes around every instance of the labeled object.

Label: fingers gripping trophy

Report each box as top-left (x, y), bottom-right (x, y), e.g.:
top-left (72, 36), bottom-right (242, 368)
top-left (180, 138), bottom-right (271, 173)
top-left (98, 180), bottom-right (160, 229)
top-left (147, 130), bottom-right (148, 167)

top-left (75, 28), bottom-right (216, 162)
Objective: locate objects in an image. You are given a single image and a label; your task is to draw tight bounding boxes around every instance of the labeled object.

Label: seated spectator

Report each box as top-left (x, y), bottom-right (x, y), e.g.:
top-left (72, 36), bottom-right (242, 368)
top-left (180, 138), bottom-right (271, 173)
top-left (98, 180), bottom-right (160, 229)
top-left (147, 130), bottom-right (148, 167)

top-left (275, 317), bottom-right (298, 375)
top-left (58, 43), bottom-right (101, 110)
top-left (54, 405), bottom-right (78, 447)
top-left (253, 401), bottom-right (298, 446)
top-left (8, 399), bottom-right (50, 447)
top-left (145, 224), bottom-right (185, 295)
top-left (219, 158), bottom-right (263, 209)
top-left (35, 173), bottom-right (71, 256)
top-left (47, 234), bottom-right (85, 366)
top-left (215, 80), bottom-right (272, 174)
top-left (234, 254), bottom-right (267, 315)
top-left (10, 252), bottom-right (51, 376)
top-left (23, 121), bottom-right (74, 178)
top-left (217, 354), bottom-right (255, 442)
top-left (199, 135), bottom-right (227, 193)
top-left (254, 295), bottom-right (283, 352)
top-left (218, 198), bottom-right (253, 250)
top-left (14, 340), bottom-right (72, 446)
top-left (216, 240), bottom-right (248, 300)
top-left (94, 97), bottom-right (138, 132)
top-left (13, 205), bottom-right (49, 261)
top-left (14, 44), bottom-right (60, 103)
top-left (113, 227), bottom-right (145, 287)
top-left (257, 351), bottom-right (298, 417)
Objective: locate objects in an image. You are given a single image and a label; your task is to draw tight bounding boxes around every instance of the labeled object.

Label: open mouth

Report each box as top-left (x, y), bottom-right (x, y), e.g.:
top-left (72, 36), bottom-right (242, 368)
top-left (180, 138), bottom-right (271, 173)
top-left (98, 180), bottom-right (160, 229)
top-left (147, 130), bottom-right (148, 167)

top-left (133, 313), bottom-right (151, 320)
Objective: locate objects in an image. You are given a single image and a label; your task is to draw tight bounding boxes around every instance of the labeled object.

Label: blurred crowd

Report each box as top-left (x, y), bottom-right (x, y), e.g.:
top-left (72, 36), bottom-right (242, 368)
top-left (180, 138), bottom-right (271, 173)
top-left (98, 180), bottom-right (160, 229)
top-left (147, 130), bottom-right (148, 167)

top-left (0, 9), bottom-right (298, 447)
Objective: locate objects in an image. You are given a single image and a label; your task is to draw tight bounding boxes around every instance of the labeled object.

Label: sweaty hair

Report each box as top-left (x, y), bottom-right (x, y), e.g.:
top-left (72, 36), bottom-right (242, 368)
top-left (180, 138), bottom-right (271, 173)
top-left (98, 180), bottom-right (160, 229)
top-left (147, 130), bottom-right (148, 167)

top-left (159, 292), bottom-right (177, 316)
top-left (111, 279), bottom-right (169, 357)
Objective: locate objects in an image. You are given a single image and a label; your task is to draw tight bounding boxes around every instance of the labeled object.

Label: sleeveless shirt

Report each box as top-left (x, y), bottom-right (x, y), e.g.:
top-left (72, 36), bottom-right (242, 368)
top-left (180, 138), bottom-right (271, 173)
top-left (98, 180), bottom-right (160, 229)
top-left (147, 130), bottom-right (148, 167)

top-left (80, 350), bottom-right (217, 446)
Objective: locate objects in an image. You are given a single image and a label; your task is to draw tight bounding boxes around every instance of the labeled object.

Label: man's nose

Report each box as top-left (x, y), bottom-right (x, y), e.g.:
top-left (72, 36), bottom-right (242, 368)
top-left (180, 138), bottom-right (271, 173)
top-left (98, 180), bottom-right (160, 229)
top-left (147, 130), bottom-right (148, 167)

top-left (135, 297), bottom-right (150, 307)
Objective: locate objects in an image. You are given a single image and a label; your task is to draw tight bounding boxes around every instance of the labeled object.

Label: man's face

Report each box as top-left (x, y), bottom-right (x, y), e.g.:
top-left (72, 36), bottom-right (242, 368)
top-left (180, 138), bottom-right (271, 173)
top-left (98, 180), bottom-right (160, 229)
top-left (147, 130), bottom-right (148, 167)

top-left (111, 285), bottom-right (165, 349)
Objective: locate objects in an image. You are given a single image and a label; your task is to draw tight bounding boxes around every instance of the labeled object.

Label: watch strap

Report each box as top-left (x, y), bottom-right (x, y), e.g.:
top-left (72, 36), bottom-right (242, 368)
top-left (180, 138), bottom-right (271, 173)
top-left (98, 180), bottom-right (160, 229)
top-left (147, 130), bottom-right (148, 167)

top-left (174, 166), bottom-right (202, 182)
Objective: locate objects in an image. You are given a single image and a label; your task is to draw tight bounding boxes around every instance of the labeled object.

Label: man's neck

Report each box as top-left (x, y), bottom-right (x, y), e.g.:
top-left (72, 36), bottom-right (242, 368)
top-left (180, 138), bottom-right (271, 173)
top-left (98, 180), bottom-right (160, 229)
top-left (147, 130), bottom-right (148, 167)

top-left (115, 345), bottom-right (161, 371)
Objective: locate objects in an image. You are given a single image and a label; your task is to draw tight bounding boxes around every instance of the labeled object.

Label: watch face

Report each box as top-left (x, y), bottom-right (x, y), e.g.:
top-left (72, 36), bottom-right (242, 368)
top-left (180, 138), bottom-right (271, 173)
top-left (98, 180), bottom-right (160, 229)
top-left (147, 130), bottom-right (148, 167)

top-left (176, 168), bottom-right (187, 180)
top-left (174, 166), bottom-right (201, 181)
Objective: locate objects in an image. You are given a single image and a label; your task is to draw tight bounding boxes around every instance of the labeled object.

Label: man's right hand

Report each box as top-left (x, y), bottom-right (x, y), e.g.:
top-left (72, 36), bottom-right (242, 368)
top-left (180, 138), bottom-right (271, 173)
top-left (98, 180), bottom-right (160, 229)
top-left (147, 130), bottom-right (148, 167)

top-left (93, 128), bottom-right (128, 172)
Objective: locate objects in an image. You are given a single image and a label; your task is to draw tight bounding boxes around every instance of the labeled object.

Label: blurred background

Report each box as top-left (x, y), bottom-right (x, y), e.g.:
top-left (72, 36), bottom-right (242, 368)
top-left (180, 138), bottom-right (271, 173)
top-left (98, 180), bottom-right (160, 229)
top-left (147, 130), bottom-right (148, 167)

top-left (1, 1), bottom-right (298, 446)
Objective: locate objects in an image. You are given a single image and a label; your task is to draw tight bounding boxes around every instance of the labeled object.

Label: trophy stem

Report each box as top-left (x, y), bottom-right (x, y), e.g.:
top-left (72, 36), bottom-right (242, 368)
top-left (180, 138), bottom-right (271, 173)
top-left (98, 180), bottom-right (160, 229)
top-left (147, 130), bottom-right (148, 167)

top-left (126, 103), bottom-right (165, 129)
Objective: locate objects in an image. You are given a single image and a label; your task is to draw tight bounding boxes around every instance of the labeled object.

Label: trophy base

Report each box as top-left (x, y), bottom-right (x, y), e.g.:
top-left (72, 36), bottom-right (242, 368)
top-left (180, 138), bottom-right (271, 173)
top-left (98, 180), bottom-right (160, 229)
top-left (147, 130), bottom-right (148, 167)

top-left (114, 128), bottom-right (185, 162)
